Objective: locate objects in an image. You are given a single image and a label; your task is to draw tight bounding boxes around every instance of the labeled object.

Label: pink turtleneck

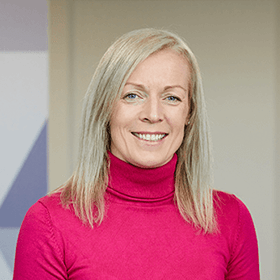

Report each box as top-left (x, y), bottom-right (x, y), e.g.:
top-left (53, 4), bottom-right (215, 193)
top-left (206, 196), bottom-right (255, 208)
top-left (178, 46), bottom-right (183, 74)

top-left (14, 152), bottom-right (259, 279)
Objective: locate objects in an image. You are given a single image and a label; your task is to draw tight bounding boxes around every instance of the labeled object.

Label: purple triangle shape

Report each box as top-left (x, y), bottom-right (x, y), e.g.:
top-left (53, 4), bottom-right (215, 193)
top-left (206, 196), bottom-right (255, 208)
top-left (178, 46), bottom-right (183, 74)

top-left (0, 121), bottom-right (48, 227)
top-left (0, 228), bottom-right (20, 270)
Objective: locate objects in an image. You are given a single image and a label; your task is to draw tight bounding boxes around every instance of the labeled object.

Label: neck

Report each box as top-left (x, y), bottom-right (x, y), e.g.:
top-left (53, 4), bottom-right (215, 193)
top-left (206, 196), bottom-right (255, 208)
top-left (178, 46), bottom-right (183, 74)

top-left (107, 151), bottom-right (177, 203)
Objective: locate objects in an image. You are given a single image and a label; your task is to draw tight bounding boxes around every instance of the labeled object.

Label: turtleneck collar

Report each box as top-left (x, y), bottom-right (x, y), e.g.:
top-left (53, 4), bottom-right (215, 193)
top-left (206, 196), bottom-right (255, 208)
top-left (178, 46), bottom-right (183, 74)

top-left (107, 152), bottom-right (177, 204)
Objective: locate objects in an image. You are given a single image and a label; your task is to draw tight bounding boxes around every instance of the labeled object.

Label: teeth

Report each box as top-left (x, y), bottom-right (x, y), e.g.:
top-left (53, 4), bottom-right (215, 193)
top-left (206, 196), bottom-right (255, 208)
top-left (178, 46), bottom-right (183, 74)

top-left (134, 133), bottom-right (166, 141)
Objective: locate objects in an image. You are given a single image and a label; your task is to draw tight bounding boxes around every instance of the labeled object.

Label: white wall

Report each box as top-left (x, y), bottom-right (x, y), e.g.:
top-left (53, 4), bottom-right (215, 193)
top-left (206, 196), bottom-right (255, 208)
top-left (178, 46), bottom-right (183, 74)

top-left (49, 0), bottom-right (279, 279)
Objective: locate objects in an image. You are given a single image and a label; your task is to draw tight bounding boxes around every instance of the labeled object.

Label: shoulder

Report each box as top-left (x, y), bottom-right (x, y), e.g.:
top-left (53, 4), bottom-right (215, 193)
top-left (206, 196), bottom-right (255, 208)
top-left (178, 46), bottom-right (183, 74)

top-left (24, 192), bottom-right (80, 231)
top-left (26, 192), bottom-right (64, 219)
top-left (213, 190), bottom-right (255, 230)
top-left (212, 190), bottom-right (256, 238)
top-left (37, 192), bottom-right (65, 214)
top-left (212, 192), bottom-right (259, 277)
top-left (213, 190), bottom-right (252, 220)
top-left (213, 189), bottom-right (241, 206)
top-left (15, 193), bottom-right (70, 278)
top-left (213, 190), bottom-right (258, 255)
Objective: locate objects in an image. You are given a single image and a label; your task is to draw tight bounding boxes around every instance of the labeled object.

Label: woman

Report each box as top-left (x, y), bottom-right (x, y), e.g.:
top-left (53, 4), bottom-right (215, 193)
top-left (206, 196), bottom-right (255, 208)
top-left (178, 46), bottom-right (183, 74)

top-left (14, 28), bottom-right (259, 279)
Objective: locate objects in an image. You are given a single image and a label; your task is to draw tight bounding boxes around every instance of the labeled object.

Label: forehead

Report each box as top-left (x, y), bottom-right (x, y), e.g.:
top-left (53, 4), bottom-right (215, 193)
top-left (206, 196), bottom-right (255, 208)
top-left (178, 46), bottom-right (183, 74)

top-left (125, 49), bottom-right (190, 90)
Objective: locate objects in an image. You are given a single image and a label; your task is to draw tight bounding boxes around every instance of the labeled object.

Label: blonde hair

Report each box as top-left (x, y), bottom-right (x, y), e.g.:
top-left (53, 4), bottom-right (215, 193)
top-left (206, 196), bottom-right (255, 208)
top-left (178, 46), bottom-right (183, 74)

top-left (57, 28), bottom-right (217, 233)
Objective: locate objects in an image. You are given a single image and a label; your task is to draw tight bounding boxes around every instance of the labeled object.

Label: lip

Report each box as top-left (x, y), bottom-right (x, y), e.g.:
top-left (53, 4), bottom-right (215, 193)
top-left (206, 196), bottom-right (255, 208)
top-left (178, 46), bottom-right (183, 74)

top-left (132, 131), bottom-right (168, 134)
top-left (131, 132), bottom-right (168, 142)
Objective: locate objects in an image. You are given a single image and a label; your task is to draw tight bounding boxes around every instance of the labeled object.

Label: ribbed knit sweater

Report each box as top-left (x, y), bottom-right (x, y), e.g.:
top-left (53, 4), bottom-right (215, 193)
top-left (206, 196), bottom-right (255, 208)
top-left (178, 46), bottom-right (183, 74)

top-left (14, 152), bottom-right (259, 279)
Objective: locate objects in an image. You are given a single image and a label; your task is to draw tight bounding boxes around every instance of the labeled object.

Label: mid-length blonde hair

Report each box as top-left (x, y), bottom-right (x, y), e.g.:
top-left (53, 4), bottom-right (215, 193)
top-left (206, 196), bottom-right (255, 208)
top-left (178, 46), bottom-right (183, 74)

top-left (57, 28), bottom-right (216, 233)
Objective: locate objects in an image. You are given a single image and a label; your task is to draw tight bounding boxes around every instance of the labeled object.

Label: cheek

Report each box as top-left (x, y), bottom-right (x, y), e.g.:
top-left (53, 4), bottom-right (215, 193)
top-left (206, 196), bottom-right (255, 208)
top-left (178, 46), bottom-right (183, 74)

top-left (110, 122), bottom-right (124, 148)
top-left (169, 111), bottom-right (188, 146)
top-left (175, 124), bottom-right (186, 145)
top-left (173, 124), bottom-right (186, 152)
top-left (169, 108), bottom-right (188, 131)
top-left (110, 109), bottom-right (131, 143)
top-left (110, 107), bottom-right (123, 132)
top-left (109, 114), bottom-right (121, 149)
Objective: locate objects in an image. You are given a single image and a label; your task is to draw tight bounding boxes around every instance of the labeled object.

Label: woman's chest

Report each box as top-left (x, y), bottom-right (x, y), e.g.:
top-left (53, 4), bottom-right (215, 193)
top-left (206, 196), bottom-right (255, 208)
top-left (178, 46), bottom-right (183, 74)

top-left (62, 206), bottom-right (231, 279)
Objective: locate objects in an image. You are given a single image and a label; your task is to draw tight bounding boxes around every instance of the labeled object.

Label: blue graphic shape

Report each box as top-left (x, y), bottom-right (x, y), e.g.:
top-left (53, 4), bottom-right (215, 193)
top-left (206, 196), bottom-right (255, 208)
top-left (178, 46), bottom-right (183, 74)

top-left (0, 228), bottom-right (20, 271)
top-left (0, 121), bottom-right (48, 227)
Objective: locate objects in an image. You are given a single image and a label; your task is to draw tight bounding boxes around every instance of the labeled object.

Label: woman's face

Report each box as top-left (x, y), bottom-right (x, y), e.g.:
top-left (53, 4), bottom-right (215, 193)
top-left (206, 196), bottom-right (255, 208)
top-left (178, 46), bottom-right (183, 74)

top-left (110, 49), bottom-right (190, 168)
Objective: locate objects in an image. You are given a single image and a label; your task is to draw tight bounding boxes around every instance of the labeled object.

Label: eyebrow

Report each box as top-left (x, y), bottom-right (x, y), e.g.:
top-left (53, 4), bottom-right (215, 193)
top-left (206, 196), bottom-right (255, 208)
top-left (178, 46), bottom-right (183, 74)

top-left (164, 85), bottom-right (187, 92)
top-left (125, 82), bottom-right (187, 92)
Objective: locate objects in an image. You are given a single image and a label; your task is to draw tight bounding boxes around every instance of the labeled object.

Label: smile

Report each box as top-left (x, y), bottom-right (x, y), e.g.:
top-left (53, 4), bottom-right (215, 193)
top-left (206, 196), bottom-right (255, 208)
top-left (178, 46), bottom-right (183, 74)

top-left (132, 132), bottom-right (167, 141)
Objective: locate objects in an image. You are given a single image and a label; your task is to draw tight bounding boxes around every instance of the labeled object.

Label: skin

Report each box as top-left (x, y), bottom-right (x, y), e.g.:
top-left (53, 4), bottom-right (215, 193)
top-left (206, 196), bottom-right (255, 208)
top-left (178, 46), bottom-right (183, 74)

top-left (110, 49), bottom-right (190, 168)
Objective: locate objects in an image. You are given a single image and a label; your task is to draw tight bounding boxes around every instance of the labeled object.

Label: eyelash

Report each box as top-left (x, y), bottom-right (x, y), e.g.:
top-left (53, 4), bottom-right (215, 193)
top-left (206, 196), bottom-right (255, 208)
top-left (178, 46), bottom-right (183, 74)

top-left (125, 93), bottom-right (137, 99)
top-left (166, 96), bottom-right (181, 102)
top-left (123, 93), bottom-right (140, 100)
top-left (123, 93), bottom-right (181, 103)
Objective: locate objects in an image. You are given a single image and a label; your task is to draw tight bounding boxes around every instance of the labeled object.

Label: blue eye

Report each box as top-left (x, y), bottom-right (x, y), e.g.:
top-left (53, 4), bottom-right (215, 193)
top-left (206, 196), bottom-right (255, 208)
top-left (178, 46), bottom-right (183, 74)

top-left (124, 93), bottom-right (139, 100)
top-left (166, 96), bottom-right (180, 102)
top-left (126, 93), bottom-right (137, 99)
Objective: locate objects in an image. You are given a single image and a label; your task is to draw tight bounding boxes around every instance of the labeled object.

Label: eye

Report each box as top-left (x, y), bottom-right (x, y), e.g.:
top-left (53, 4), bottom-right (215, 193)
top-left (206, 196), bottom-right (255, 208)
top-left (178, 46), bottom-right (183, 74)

top-left (125, 93), bottom-right (138, 99)
top-left (165, 95), bottom-right (181, 102)
top-left (123, 92), bottom-right (143, 102)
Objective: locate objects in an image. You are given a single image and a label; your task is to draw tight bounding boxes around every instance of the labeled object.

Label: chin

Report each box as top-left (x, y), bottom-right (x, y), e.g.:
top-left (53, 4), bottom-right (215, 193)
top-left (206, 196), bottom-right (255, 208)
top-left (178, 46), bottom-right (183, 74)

top-left (129, 153), bottom-right (170, 169)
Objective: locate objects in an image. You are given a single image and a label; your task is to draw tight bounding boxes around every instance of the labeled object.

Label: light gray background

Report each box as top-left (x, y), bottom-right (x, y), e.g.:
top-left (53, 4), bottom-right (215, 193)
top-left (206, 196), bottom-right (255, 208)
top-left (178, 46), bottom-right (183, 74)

top-left (48, 1), bottom-right (279, 279)
top-left (0, 0), bottom-right (279, 279)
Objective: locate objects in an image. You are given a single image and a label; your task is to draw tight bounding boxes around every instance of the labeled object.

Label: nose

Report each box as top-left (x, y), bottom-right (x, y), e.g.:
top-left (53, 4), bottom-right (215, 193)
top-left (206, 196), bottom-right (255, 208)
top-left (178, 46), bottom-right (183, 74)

top-left (140, 95), bottom-right (163, 123)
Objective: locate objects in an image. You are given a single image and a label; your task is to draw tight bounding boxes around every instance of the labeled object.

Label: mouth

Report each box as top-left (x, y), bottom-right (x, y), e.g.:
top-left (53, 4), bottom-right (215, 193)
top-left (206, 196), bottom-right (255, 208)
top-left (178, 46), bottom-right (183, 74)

top-left (131, 132), bottom-right (167, 142)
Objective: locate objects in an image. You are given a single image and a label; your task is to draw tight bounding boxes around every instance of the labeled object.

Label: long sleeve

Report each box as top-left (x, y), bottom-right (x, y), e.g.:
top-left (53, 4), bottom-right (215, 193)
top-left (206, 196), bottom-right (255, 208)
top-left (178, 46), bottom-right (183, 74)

top-left (226, 195), bottom-right (260, 279)
top-left (13, 184), bottom-right (260, 279)
top-left (13, 201), bottom-right (67, 279)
